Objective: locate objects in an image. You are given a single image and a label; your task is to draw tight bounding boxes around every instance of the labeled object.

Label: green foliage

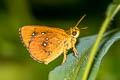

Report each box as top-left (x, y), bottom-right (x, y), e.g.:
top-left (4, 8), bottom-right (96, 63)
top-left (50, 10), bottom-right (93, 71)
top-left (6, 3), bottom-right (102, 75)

top-left (89, 31), bottom-right (120, 80)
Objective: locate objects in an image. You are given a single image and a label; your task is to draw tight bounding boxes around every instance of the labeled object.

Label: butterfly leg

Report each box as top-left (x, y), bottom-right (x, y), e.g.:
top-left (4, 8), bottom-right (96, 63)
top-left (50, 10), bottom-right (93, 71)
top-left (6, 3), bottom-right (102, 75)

top-left (72, 40), bottom-right (79, 62)
top-left (62, 48), bottom-right (67, 64)
top-left (73, 45), bottom-right (79, 61)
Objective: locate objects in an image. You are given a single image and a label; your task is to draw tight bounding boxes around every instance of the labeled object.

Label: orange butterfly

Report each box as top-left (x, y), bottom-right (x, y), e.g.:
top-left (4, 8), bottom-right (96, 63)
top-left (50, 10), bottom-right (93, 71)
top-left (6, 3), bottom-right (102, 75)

top-left (19, 15), bottom-right (87, 64)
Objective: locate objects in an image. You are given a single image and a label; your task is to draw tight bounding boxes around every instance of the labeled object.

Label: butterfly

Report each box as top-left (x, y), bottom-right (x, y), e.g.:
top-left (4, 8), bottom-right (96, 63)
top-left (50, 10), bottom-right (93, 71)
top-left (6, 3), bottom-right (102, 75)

top-left (19, 15), bottom-right (87, 64)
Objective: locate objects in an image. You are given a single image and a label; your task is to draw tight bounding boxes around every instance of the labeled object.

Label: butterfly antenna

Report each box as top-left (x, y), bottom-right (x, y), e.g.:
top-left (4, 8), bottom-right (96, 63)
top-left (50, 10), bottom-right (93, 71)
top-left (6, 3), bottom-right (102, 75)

top-left (80, 27), bottom-right (88, 29)
top-left (74, 14), bottom-right (86, 28)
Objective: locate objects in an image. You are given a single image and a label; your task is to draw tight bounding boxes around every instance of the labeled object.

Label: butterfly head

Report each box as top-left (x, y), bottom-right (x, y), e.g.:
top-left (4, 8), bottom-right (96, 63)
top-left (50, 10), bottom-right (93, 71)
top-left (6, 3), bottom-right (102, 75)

top-left (71, 26), bottom-right (80, 38)
top-left (71, 15), bottom-right (88, 38)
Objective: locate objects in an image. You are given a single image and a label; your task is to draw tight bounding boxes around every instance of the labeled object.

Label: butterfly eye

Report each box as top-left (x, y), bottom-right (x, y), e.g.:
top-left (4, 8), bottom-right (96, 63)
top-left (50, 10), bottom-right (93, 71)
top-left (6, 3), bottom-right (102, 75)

top-left (72, 31), bottom-right (77, 36)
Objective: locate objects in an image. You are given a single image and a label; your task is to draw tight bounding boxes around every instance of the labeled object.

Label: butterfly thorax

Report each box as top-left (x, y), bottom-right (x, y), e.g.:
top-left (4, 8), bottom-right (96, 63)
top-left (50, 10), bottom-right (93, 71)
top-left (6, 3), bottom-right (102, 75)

top-left (65, 26), bottom-right (80, 50)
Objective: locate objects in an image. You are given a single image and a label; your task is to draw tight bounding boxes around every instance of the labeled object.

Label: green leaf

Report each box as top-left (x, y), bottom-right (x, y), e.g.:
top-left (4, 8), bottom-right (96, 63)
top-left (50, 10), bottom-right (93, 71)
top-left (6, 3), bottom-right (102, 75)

top-left (48, 30), bottom-right (117, 80)
top-left (88, 31), bottom-right (120, 80)
top-left (75, 37), bottom-right (109, 80)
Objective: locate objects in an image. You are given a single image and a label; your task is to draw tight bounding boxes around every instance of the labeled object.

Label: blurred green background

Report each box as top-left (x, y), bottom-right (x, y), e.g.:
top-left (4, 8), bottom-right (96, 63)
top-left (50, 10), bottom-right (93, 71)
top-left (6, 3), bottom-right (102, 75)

top-left (0, 0), bottom-right (120, 80)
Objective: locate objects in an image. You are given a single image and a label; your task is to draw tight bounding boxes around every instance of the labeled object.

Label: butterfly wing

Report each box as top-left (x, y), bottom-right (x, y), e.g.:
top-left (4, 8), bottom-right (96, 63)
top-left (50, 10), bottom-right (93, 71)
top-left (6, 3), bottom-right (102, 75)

top-left (20, 26), bottom-right (68, 64)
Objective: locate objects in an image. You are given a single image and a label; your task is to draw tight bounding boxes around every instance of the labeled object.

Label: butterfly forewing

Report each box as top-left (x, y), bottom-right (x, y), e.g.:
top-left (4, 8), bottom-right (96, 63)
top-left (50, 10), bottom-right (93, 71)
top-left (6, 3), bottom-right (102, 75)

top-left (20, 26), bottom-right (68, 64)
top-left (20, 26), bottom-right (35, 47)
